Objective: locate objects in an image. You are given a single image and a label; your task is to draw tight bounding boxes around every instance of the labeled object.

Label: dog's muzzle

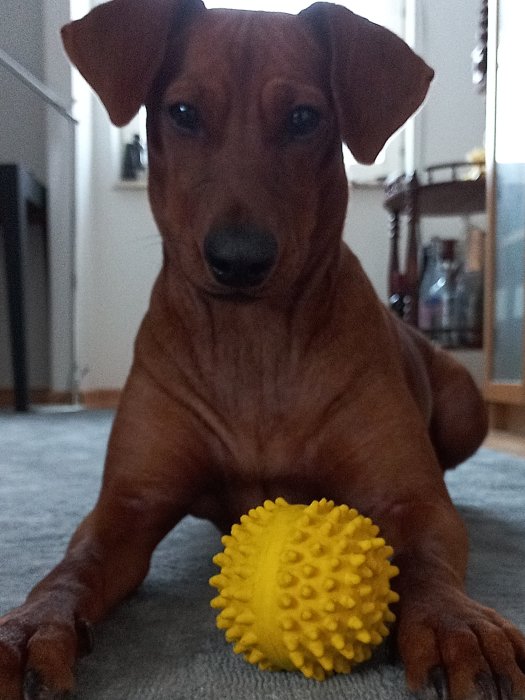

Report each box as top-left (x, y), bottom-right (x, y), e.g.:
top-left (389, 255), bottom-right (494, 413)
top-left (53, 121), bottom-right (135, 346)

top-left (204, 225), bottom-right (278, 289)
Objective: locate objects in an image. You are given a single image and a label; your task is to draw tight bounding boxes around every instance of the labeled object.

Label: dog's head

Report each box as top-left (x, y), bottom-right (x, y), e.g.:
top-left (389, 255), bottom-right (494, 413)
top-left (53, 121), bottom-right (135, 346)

top-left (62, 0), bottom-right (433, 301)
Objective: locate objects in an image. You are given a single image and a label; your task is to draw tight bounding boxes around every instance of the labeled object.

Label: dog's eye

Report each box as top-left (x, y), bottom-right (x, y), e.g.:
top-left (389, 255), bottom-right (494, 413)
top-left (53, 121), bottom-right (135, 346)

top-left (286, 106), bottom-right (320, 139)
top-left (167, 102), bottom-right (200, 132)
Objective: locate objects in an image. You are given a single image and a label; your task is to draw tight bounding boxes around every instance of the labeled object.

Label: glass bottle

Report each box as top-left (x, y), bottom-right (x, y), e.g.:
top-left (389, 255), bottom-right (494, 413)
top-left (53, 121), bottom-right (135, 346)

top-left (418, 238), bottom-right (443, 337)
top-left (456, 227), bottom-right (484, 348)
top-left (418, 238), bottom-right (460, 347)
top-left (436, 239), bottom-right (460, 348)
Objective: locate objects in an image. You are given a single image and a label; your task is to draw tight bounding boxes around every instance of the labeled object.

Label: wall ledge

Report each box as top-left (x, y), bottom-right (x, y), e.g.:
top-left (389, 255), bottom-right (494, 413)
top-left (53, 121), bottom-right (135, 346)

top-left (114, 179), bottom-right (147, 191)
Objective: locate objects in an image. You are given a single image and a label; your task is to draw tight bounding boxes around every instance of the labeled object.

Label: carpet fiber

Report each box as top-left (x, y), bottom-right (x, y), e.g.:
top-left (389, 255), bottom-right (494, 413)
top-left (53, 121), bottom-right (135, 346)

top-left (1, 409), bottom-right (524, 699)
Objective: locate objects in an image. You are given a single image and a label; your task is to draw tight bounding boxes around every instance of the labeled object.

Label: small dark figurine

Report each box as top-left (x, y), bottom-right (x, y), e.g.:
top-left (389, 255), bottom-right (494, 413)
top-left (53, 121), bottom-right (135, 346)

top-left (121, 133), bottom-right (147, 180)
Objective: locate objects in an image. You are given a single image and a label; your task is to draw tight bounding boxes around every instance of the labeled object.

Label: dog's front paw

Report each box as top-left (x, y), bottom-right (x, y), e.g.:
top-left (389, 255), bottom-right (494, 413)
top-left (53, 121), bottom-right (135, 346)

top-left (22, 669), bottom-right (71, 700)
top-left (397, 589), bottom-right (525, 700)
top-left (0, 603), bottom-right (92, 700)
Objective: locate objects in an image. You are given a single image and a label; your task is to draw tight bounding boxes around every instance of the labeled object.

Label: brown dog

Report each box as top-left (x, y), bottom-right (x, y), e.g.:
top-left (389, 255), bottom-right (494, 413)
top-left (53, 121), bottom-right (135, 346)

top-left (1, 1), bottom-right (524, 698)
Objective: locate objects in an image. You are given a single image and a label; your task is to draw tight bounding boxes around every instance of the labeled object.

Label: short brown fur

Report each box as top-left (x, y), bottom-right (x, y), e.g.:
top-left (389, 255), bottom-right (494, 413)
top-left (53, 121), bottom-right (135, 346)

top-left (1, 2), bottom-right (523, 699)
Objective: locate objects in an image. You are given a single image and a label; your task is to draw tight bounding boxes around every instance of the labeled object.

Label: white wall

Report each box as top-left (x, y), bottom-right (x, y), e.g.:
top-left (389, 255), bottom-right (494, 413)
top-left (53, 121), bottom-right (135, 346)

top-left (0, 1), bottom-right (48, 389)
top-left (344, 186), bottom-right (390, 303)
top-left (75, 101), bottom-right (161, 390)
top-left (0, 0), bottom-right (47, 182)
top-left (43, 0), bottom-right (77, 395)
top-left (413, 0), bottom-right (485, 169)
top-left (412, 0), bottom-right (486, 246)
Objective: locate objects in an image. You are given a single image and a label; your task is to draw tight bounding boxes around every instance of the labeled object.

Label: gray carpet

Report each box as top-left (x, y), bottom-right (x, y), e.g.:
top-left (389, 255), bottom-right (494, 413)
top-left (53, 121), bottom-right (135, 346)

top-left (1, 409), bottom-right (524, 699)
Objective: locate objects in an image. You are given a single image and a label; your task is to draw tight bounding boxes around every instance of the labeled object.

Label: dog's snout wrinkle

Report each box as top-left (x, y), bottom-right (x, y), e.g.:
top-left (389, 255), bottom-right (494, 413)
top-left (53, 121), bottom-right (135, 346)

top-left (204, 225), bottom-right (277, 289)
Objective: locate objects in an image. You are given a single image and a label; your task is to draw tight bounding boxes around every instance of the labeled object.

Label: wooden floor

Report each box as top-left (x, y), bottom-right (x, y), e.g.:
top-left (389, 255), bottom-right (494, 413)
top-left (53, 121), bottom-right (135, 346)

top-left (484, 431), bottom-right (525, 458)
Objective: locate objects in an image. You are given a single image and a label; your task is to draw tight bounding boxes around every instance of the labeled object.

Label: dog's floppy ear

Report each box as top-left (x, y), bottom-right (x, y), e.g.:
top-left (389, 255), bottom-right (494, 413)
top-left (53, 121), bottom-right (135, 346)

top-left (299, 2), bottom-right (434, 164)
top-left (61, 0), bottom-right (205, 126)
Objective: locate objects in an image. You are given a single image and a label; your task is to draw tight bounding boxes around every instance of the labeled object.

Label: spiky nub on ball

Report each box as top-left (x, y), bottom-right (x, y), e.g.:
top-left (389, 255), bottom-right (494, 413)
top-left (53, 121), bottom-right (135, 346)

top-left (209, 497), bottom-right (399, 681)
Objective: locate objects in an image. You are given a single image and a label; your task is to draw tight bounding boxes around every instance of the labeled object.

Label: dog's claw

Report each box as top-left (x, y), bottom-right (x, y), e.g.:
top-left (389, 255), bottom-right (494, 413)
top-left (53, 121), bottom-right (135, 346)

top-left (467, 672), bottom-right (500, 700)
top-left (75, 617), bottom-right (94, 656)
top-left (494, 675), bottom-right (514, 700)
top-left (23, 670), bottom-right (69, 700)
top-left (416, 667), bottom-right (449, 700)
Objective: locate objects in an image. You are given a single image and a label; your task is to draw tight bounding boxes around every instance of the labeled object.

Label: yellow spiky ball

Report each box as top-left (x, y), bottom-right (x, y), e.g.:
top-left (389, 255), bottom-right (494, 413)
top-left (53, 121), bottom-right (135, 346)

top-left (209, 497), bottom-right (399, 681)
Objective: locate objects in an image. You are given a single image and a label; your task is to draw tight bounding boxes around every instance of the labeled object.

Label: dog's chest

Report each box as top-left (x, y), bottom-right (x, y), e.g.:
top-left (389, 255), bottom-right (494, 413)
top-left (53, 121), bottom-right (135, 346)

top-left (195, 345), bottom-right (355, 478)
top-left (150, 277), bottom-right (395, 486)
top-left (183, 347), bottom-right (349, 526)
top-left (166, 297), bottom-right (387, 479)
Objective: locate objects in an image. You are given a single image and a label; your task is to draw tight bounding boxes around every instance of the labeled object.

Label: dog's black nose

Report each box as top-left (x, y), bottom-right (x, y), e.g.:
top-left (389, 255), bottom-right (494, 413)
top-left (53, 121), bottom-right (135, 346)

top-left (204, 226), bottom-right (278, 288)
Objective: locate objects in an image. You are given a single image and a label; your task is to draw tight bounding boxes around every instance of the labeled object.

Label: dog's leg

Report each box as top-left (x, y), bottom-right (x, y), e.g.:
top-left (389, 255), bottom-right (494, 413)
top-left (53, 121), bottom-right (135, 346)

top-left (387, 498), bottom-right (525, 700)
top-left (395, 318), bottom-right (489, 470)
top-left (0, 371), bottom-right (201, 700)
top-left (352, 422), bottom-right (525, 700)
top-left (427, 349), bottom-right (489, 470)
